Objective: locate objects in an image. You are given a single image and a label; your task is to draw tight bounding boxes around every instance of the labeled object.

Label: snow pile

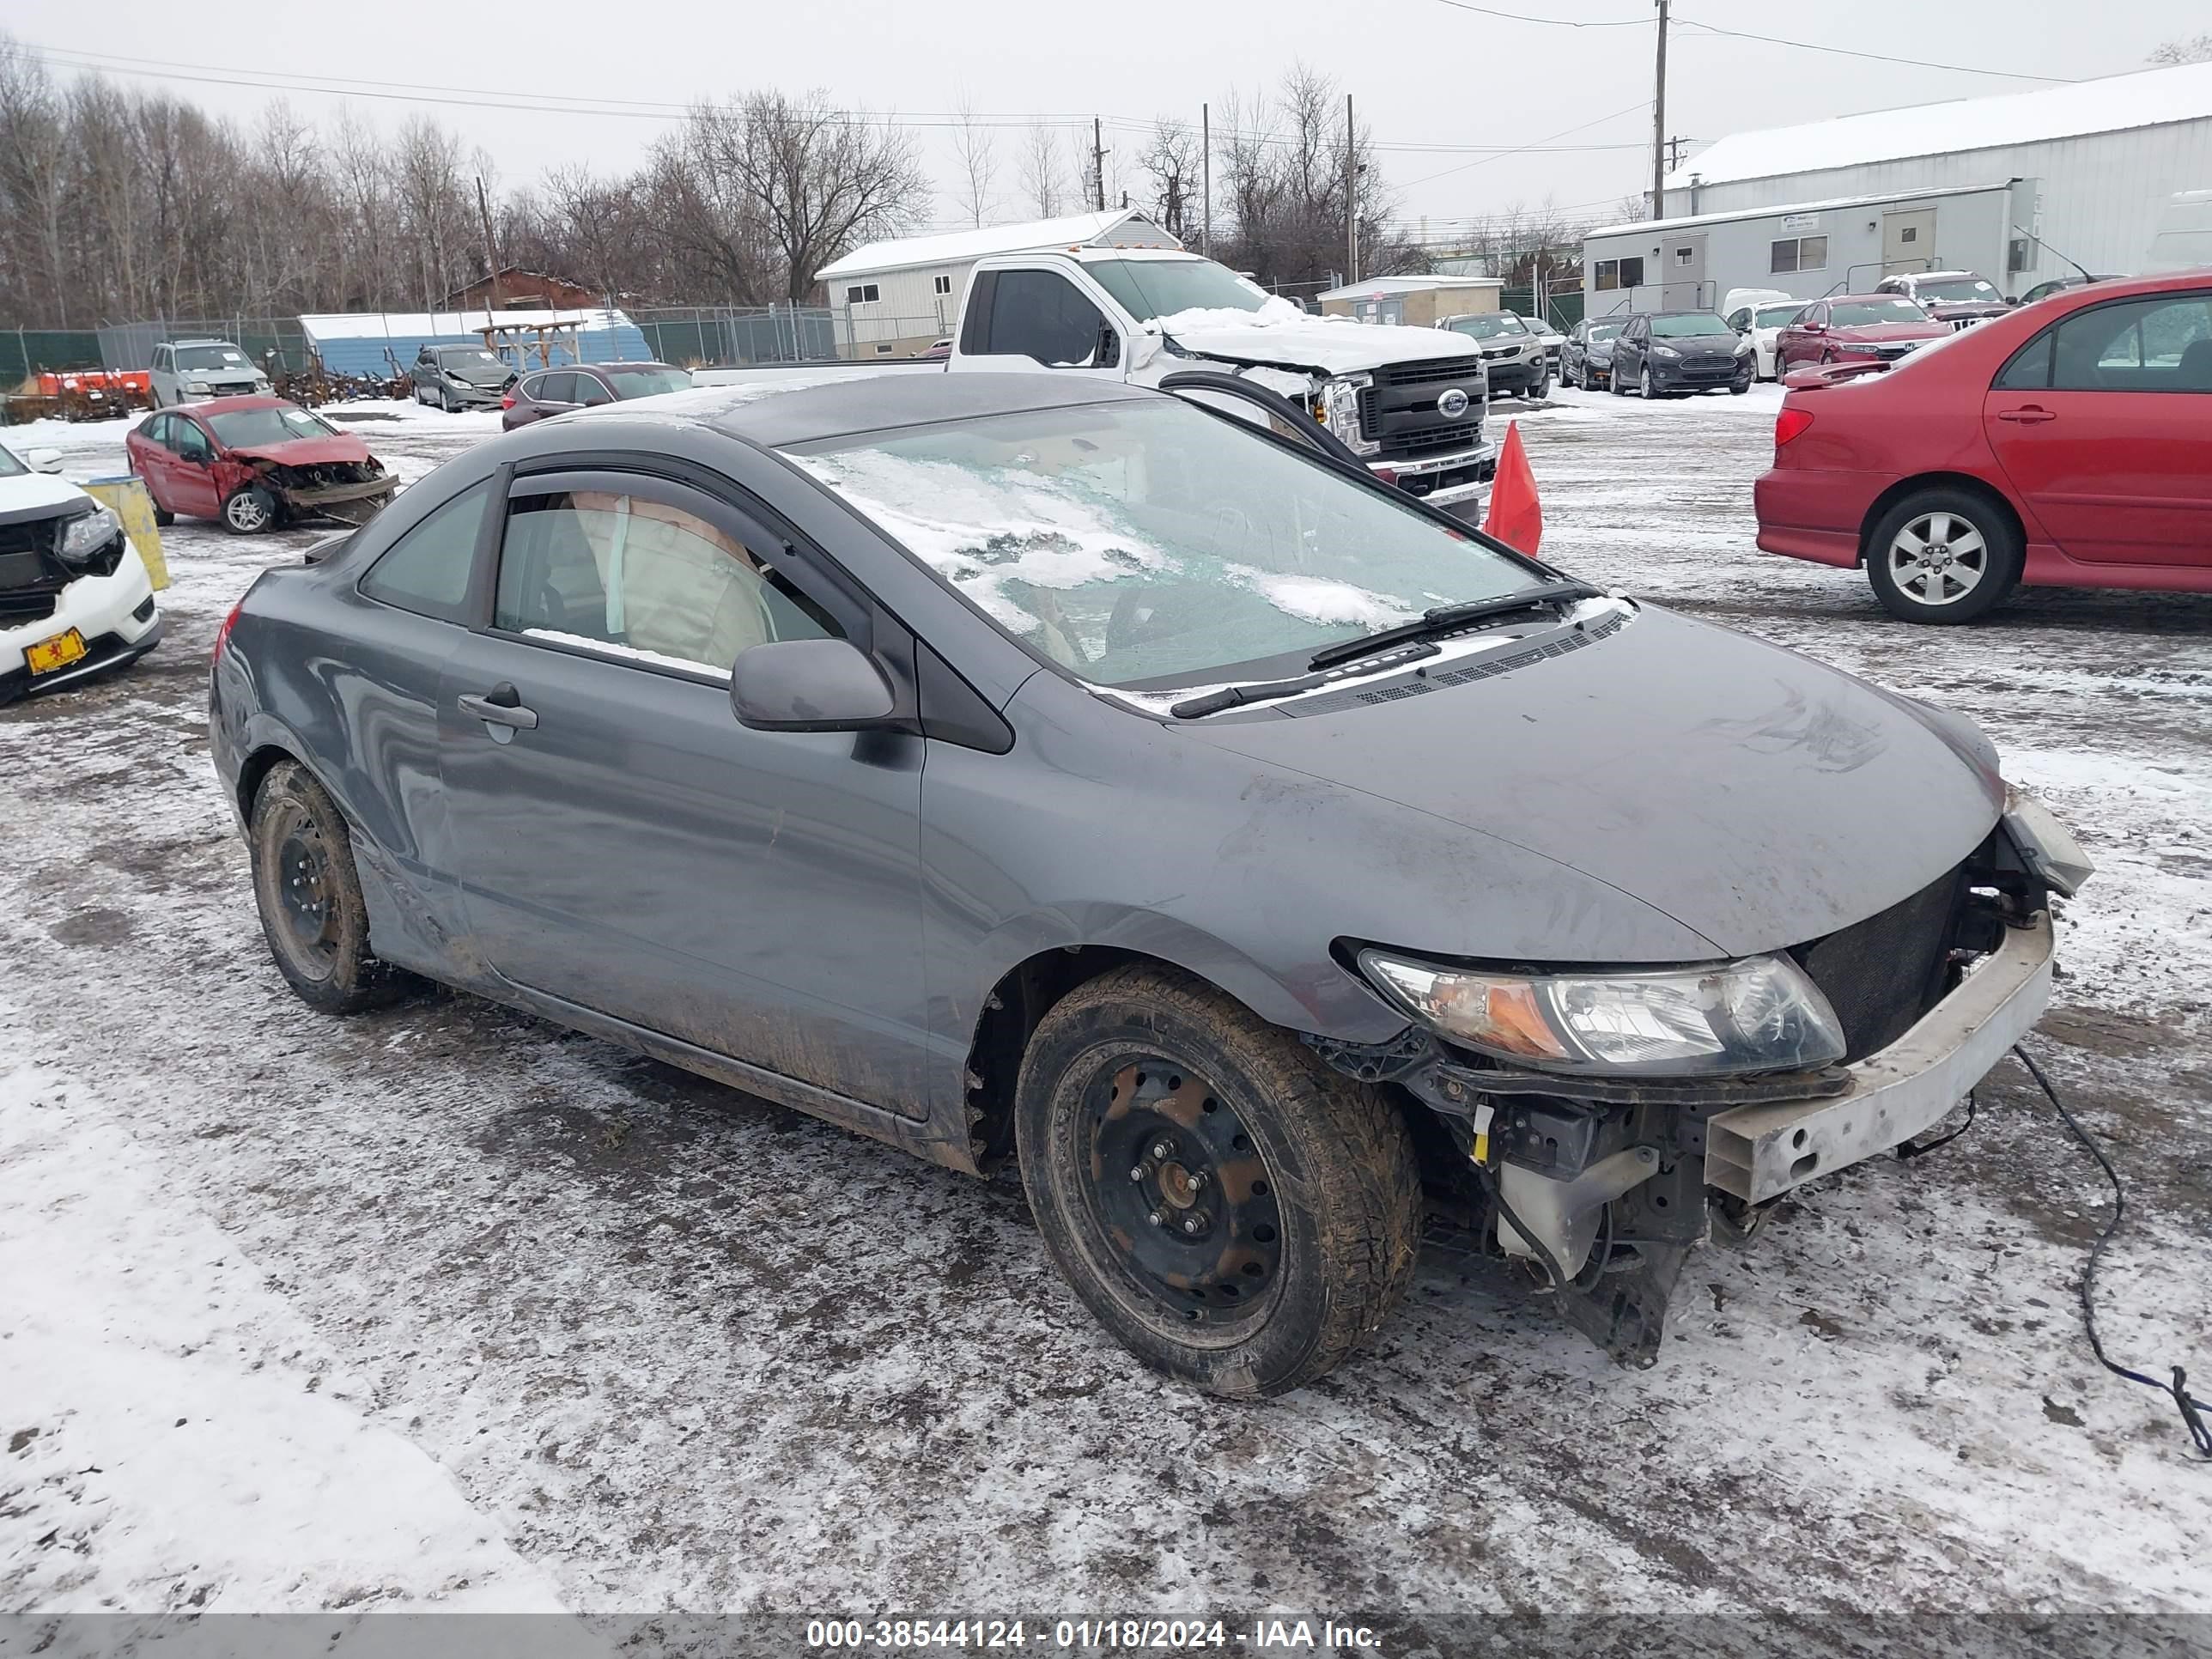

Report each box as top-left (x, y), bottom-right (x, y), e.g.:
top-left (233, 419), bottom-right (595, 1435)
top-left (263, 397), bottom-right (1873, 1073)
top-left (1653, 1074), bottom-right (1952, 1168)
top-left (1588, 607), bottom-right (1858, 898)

top-left (0, 1039), bottom-right (598, 1637)
top-left (1146, 295), bottom-right (1323, 334)
top-left (1223, 564), bottom-right (1415, 631)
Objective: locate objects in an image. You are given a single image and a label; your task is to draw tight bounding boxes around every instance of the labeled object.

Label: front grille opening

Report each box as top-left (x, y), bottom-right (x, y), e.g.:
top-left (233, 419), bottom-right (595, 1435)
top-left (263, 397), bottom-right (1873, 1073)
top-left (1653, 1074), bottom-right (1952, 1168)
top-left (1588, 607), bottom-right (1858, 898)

top-left (1790, 859), bottom-right (1973, 1060)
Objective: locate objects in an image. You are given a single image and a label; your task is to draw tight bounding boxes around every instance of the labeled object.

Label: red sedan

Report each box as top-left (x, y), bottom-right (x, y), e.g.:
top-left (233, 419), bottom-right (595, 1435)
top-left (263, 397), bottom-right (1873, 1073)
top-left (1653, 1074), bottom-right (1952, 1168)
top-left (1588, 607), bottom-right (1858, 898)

top-left (126, 397), bottom-right (395, 535)
top-left (1771, 295), bottom-right (1952, 376)
top-left (1754, 271), bottom-right (2212, 622)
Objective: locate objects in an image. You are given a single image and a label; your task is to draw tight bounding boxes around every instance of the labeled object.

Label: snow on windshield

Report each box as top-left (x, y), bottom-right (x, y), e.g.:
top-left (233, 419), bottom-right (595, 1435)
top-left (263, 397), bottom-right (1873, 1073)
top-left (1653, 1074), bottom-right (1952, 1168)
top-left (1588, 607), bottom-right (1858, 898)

top-left (788, 447), bottom-right (1413, 647)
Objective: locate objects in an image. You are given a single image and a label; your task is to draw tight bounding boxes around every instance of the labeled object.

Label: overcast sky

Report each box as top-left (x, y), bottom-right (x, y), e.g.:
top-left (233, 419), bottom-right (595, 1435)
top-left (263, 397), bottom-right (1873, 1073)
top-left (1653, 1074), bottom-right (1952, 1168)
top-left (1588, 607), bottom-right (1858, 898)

top-left (11, 0), bottom-right (2205, 242)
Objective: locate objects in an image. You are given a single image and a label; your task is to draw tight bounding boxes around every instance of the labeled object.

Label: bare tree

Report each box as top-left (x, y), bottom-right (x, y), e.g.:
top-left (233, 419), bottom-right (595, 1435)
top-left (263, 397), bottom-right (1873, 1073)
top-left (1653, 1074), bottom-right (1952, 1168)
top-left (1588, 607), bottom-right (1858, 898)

top-left (1018, 124), bottom-right (1061, 218)
top-left (1137, 118), bottom-right (1200, 240)
top-left (950, 94), bottom-right (996, 228)
top-left (1212, 64), bottom-right (1414, 295)
top-left (696, 91), bottom-right (928, 301)
top-left (2149, 33), bottom-right (2212, 64)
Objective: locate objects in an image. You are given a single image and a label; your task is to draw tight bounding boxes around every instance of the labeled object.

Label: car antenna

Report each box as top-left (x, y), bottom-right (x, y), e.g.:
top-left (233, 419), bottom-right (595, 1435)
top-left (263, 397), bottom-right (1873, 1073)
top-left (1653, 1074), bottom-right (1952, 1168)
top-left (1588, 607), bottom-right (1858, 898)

top-left (2016, 223), bottom-right (2096, 286)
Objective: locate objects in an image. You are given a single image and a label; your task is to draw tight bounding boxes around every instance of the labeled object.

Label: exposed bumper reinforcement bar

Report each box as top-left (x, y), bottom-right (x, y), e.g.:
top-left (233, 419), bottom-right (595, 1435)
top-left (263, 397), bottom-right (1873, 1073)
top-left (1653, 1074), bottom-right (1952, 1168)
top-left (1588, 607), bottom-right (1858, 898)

top-left (1704, 912), bottom-right (2054, 1205)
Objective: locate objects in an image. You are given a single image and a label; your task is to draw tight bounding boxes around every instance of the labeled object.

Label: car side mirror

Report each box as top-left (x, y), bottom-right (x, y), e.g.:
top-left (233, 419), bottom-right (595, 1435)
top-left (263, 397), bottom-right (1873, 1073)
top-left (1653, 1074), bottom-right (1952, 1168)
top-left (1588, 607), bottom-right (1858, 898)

top-left (27, 447), bottom-right (64, 473)
top-left (1095, 321), bottom-right (1121, 369)
top-left (730, 638), bottom-right (896, 732)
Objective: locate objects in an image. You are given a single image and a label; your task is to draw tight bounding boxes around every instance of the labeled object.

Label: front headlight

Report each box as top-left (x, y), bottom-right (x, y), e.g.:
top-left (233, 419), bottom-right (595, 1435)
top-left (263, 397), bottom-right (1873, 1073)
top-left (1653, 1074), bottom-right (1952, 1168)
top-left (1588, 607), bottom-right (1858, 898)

top-left (1357, 949), bottom-right (1846, 1077)
top-left (1320, 374), bottom-right (1379, 456)
top-left (1734, 338), bottom-right (1753, 356)
top-left (58, 504), bottom-right (121, 566)
top-left (1650, 343), bottom-right (1680, 359)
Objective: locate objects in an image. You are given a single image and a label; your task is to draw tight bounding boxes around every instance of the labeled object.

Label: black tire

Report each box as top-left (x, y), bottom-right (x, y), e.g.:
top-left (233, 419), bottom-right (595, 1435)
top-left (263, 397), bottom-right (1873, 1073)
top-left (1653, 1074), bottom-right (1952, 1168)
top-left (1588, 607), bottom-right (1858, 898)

top-left (1610, 359), bottom-right (1629, 396)
top-left (1015, 965), bottom-right (1421, 1399)
top-left (1640, 365), bottom-right (1656, 399)
top-left (248, 760), bottom-right (412, 1014)
top-left (1729, 378), bottom-right (1749, 395)
top-left (1529, 363), bottom-right (1552, 400)
top-left (153, 507), bottom-right (175, 527)
top-left (221, 484), bottom-right (276, 535)
top-left (1864, 488), bottom-right (2023, 624)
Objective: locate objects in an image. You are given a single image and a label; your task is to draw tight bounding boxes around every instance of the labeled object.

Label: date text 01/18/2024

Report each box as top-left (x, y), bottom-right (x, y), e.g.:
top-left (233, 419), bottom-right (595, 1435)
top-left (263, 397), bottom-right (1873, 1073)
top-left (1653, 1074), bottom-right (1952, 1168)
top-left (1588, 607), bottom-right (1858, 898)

top-left (803, 1619), bottom-right (1386, 1650)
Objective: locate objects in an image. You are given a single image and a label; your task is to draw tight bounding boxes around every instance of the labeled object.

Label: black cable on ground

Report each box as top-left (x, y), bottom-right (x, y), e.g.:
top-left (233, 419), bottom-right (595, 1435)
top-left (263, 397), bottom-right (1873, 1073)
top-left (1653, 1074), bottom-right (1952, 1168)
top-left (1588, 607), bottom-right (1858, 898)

top-left (1897, 1089), bottom-right (1976, 1159)
top-left (2014, 1042), bottom-right (2211, 1459)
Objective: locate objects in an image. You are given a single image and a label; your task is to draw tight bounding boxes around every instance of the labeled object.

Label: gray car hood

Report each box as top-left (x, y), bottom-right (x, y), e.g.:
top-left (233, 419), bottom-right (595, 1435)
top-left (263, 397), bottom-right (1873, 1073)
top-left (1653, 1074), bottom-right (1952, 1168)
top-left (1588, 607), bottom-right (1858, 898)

top-left (1180, 605), bottom-right (2003, 959)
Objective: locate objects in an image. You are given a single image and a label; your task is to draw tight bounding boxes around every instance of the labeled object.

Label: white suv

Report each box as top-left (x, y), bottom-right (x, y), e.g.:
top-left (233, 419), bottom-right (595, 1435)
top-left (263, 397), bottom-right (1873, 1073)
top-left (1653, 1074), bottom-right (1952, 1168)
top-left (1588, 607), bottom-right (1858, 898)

top-left (151, 339), bottom-right (270, 406)
top-left (0, 441), bottom-right (162, 704)
top-left (1437, 312), bottom-right (1552, 398)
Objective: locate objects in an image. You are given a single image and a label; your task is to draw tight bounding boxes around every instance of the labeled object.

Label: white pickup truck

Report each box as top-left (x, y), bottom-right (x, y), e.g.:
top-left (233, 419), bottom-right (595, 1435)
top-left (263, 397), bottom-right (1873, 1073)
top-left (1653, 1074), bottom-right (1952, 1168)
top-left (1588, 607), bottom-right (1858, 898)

top-left (945, 248), bottom-right (1496, 513)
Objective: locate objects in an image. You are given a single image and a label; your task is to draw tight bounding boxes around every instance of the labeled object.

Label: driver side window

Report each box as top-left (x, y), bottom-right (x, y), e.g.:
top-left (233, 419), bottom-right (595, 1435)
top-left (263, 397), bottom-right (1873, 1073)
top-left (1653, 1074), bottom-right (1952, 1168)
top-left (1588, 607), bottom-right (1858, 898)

top-left (174, 420), bottom-right (212, 461)
top-left (493, 485), bottom-right (838, 677)
top-left (985, 271), bottom-right (1117, 368)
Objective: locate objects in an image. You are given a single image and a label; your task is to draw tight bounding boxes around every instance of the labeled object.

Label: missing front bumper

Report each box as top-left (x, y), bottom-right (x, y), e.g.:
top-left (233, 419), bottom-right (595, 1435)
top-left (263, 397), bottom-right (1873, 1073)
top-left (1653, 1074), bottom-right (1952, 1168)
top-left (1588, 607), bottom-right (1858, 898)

top-left (1703, 913), bottom-right (2054, 1205)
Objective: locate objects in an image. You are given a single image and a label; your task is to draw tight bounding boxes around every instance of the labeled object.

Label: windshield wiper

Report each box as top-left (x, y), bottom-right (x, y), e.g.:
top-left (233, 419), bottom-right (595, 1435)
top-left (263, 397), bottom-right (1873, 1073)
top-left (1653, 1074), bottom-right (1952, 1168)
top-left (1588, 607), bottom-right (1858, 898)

top-left (1306, 580), bottom-right (1605, 672)
top-left (1169, 641), bottom-right (1440, 720)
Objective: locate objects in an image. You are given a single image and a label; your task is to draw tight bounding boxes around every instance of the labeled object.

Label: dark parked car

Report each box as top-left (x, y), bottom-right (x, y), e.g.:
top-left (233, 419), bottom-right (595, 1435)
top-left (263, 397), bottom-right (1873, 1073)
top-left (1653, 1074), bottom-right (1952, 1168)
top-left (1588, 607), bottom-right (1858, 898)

top-left (1610, 310), bottom-right (1754, 398)
top-left (126, 398), bottom-right (395, 534)
top-left (2018, 274), bottom-right (2127, 307)
top-left (1757, 271), bottom-right (2212, 621)
top-left (1873, 270), bottom-right (2012, 330)
top-left (410, 344), bottom-right (519, 411)
top-left (1560, 319), bottom-right (1625, 390)
top-left (501, 362), bottom-right (693, 430)
top-left (1772, 295), bottom-right (1953, 376)
top-left (210, 373), bottom-right (2085, 1395)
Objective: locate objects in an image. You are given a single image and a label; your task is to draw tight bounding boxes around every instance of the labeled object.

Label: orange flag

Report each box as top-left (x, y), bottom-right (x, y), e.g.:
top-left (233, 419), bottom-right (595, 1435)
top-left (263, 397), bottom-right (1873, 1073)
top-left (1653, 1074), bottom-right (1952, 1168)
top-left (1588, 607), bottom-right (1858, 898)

top-left (1482, 420), bottom-right (1543, 556)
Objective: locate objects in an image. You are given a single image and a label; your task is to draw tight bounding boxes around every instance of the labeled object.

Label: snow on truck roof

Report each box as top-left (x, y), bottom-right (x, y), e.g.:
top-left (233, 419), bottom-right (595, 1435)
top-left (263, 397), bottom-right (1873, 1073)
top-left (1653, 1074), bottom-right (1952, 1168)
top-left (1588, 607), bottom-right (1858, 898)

top-left (816, 210), bottom-right (1178, 281)
top-left (1666, 59), bottom-right (2212, 191)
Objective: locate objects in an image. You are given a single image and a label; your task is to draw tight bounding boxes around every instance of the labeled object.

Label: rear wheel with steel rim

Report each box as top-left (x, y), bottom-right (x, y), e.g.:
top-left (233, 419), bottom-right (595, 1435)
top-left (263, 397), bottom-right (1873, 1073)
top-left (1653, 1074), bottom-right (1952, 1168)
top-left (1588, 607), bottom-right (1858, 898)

top-left (1016, 965), bottom-right (1421, 1398)
top-left (1864, 488), bottom-right (2022, 623)
top-left (249, 760), bottom-right (412, 1013)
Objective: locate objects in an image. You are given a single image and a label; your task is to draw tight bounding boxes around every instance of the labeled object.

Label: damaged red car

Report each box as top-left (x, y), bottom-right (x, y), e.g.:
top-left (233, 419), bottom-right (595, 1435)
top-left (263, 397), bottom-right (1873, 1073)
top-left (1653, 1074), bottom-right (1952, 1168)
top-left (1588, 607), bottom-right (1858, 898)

top-left (126, 398), bottom-right (397, 535)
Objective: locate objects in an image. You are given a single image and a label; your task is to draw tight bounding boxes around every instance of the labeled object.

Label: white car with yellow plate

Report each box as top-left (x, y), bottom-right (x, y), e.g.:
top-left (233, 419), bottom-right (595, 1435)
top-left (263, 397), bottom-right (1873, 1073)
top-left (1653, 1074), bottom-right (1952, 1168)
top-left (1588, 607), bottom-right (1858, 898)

top-left (0, 440), bottom-right (163, 704)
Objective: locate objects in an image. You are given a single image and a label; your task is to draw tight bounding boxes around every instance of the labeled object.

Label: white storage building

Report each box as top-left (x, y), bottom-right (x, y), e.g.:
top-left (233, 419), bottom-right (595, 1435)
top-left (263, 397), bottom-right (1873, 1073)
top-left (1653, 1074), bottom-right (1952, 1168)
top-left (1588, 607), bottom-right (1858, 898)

top-left (1656, 60), bottom-right (2212, 297)
top-left (816, 209), bottom-right (1181, 356)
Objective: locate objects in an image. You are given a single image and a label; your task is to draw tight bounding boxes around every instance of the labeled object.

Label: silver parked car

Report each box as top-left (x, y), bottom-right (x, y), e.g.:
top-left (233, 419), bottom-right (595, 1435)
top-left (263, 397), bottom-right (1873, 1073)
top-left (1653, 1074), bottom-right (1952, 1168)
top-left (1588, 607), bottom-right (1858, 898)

top-left (210, 374), bottom-right (2087, 1396)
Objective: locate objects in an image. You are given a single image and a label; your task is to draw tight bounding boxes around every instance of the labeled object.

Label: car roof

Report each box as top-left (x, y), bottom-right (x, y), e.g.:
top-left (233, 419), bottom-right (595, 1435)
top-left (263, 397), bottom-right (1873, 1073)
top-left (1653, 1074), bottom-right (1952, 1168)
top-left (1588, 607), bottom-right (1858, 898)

top-left (699, 371), bottom-right (1157, 447)
top-left (171, 337), bottom-right (233, 345)
top-left (584, 361), bottom-right (681, 372)
top-left (174, 395), bottom-right (293, 414)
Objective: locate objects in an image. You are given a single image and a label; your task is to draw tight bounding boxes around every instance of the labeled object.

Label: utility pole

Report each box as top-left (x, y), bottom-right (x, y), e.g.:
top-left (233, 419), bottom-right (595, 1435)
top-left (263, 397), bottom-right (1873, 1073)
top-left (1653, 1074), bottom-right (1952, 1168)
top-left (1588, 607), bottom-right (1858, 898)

top-left (1345, 93), bottom-right (1358, 287)
top-left (1200, 103), bottom-right (1211, 257)
top-left (1651, 0), bottom-right (1670, 220)
top-left (1092, 117), bottom-right (1108, 213)
top-left (473, 174), bottom-right (501, 327)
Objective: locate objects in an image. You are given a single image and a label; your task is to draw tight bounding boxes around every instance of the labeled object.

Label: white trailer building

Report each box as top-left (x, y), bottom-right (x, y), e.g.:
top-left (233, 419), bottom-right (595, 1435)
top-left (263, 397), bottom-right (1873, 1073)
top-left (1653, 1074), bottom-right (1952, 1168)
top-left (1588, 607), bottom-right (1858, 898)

top-left (1655, 60), bottom-right (2212, 298)
top-left (1582, 181), bottom-right (2032, 320)
top-left (816, 209), bottom-right (1180, 358)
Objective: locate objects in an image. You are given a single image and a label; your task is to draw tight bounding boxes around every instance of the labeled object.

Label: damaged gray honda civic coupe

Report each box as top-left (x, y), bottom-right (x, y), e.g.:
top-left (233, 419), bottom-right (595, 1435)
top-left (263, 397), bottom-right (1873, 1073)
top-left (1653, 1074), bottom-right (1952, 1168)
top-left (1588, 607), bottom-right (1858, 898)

top-left (210, 374), bottom-right (2093, 1397)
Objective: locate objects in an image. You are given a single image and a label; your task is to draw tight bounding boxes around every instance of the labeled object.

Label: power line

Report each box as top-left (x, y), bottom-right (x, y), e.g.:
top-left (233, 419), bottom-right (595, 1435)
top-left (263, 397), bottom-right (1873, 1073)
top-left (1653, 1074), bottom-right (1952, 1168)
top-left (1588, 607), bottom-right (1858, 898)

top-left (1673, 17), bottom-right (2080, 83)
top-left (1427, 0), bottom-right (1646, 27)
top-left (1397, 99), bottom-right (1652, 187)
top-left (16, 43), bottom-right (1652, 157)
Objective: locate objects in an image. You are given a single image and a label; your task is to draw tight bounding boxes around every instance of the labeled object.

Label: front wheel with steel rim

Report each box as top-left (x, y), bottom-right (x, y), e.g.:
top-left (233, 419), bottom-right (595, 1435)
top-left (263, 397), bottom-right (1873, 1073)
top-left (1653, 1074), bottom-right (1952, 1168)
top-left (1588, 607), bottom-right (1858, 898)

top-left (1864, 489), bottom-right (2023, 623)
top-left (1015, 964), bottom-right (1422, 1398)
top-left (222, 484), bottom-right (276, 535)
top-left (249, 760), bottom-right (412, 1013)
top-left (1641, 365), bottom-right (1656, 398)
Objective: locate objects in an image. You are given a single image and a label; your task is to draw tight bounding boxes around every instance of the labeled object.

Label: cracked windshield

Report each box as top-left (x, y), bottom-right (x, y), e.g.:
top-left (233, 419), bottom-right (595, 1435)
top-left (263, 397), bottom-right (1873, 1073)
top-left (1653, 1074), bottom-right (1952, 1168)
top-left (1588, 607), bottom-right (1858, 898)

top-left (787, 399), bottom-right (1534, 688)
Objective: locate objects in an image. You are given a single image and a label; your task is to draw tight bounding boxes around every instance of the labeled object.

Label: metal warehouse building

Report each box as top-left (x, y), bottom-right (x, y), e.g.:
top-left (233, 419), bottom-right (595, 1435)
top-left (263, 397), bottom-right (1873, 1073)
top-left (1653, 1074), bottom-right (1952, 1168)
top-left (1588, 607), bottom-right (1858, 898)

top-left (815, 209), bottom-right (1180, 357)
top-left (1583, 181), bottom-right (2033, 318)
top-left (1642, 59), bottom-right (2212, 306)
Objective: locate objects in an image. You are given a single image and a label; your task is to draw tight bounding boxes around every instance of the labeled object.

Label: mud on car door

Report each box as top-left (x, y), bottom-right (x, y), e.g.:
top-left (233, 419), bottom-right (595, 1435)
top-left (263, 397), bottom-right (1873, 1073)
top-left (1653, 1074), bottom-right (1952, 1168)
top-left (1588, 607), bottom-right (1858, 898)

top-left (434, 464), bottom-right (935, 1114)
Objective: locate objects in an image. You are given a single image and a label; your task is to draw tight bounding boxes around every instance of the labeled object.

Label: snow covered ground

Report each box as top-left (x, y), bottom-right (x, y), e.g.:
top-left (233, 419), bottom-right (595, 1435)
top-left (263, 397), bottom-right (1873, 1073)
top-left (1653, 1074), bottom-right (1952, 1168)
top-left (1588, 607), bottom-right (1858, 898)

top-left (2, 386), bottom-right (2208, 1649)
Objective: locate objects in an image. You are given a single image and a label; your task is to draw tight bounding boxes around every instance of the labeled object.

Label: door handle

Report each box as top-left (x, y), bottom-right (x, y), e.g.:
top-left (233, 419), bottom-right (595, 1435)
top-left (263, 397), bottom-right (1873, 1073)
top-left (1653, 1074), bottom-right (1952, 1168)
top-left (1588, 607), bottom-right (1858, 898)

top-left (458, 685), bottom-right (538, 730)
top-left (1996, 406), bottom-right (2057, 424)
